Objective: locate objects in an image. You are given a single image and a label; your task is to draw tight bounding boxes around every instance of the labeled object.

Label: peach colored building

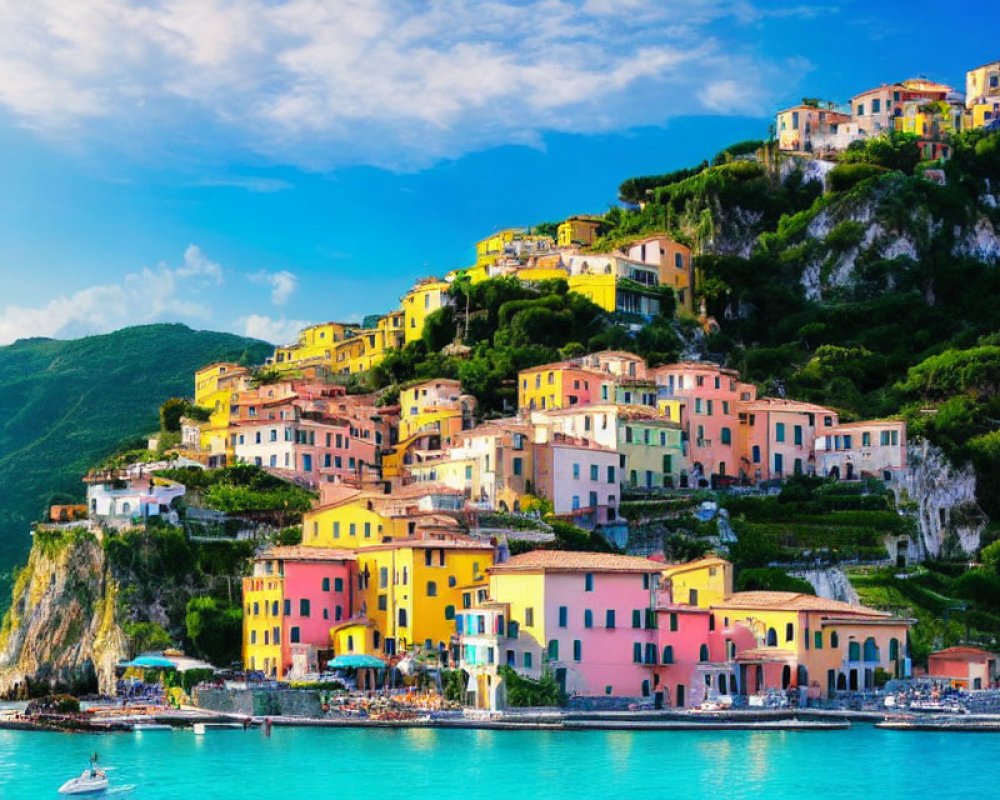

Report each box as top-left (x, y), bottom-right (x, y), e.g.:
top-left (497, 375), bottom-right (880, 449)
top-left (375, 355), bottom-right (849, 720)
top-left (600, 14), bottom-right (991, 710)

top-left (532, 432), bottom-right (620, 528)
top-left (814, 420), bottom-right (906, 481)
top-left (736, 398), bottom-right (837, 482)
top-left (652, 362), bottom-right (756, 485)
top-left (625, 235), bottom-right (695, 312)
top-left (927, 646), bottom-right (999, 690)
top-left (775, 105), bottom-right (851, 153)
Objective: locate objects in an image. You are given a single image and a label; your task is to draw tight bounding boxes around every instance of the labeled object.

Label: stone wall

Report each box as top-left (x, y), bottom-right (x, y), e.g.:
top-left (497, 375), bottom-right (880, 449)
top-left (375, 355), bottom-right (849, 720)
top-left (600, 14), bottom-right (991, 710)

top-left (195, 687), bottom-right (324, 717)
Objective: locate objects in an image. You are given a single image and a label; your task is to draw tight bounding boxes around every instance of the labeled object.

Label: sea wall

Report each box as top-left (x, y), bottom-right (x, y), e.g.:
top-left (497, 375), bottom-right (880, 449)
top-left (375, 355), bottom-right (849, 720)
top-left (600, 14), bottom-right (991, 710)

top-left (195, 686), bottom-right (324, 717)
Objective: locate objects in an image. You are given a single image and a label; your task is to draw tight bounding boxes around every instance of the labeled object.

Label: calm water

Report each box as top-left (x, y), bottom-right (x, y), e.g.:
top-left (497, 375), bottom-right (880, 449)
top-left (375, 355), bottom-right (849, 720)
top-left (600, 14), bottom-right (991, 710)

top-left (0, 724), bottom-right (995, 799)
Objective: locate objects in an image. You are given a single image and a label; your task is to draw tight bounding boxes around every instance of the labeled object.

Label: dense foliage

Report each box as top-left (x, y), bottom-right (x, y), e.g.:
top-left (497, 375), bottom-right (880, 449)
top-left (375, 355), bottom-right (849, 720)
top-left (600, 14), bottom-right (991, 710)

top-left (0, 324), bottom-right (270, 600)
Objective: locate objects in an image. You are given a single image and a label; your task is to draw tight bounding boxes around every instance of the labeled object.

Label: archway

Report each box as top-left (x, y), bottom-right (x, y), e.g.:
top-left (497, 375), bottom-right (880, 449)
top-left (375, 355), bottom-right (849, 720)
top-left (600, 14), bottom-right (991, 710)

top-left (845, 462), bottom-right (855, 480)
top-left (797, 665), bottom-right (808, 687)
top-left (836, 672), bottom-right (847, 691)
top-left (676, 684), bottom-right (686, 707)
top-left (829, 465), bottom-right (840, 480)
top-left (781, 665), bottom-right (791, 689)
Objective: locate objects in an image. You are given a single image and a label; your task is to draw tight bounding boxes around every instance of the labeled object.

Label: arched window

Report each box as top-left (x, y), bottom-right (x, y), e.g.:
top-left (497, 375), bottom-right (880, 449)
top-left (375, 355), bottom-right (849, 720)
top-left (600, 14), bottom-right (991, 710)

top-left (889, 638), bottom-right (900, 661)
top-left (709, 614), bottom-right (715, 631)
top-left (831, 631), bottom-right (839, 648)
top-left (766, 628), bottom-right (778, 647)
top-left (863, 637), bottom-right (879, 662)
top-left (444, 605), bottom-right (455, 620)
top-left (718, 674), bottom-right (727, 695)
top-left (398, 608), bottom-right (408, 627)
top-left (427, 581), bottom-right (437, 597)
top-left (662, 645), bottom-right (674, 664)
top-left (785, 622), bottom-right (794, 642)
top-left (699, 644), bottom-right (709, 662)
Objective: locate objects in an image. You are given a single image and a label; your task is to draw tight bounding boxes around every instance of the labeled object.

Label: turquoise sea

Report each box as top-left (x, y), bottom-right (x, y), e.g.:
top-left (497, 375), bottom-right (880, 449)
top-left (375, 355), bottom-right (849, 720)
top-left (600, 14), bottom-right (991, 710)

top-left (1, 725), bottom-right (995, 799)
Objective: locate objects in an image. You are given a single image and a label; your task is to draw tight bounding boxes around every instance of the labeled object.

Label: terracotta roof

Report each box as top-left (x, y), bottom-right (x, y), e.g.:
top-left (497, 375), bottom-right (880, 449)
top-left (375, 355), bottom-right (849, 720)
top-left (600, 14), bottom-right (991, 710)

top-left (490, 550), bottom-right (663, 574)
top-left (825, 420), bottom-right (904, 430)
top-left (930, 646), bottom-right (998, 659)
top-left (737, 398), bottom-right (836, 414)
top-left (714, 591), bottom-right (889, 617)
top-left (662, 556), bottom-right (730, 575)
top-left (256, 546), bottom-right (357, 562)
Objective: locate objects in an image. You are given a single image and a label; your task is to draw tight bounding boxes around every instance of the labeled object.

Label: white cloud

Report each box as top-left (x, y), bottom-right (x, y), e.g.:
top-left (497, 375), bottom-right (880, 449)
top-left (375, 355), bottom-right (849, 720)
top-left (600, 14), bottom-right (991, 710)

top-left (0, 245), bottom-right (224, 344)
top-left (249, 269), bottom-right (298, 306)
top-left (237, 314), bottom-right (310, 345)
top-left (0, 0), bottom-right (803, 169)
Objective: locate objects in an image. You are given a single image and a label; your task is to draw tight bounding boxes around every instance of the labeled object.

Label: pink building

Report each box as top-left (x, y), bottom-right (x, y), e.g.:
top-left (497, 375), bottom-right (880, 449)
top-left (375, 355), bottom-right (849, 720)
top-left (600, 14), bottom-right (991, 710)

top-left (928, 646), bottom-right (999, 690)
top-left (814, 420), bottom-right (906, 481)
top-left (486, 551), bottom-right (663, 700)
top-left (243, 546), bottom-right (357, 679)
top-left (652, 362), bottom-right (756, 485)
top-left (532, 432), bottom-right (620, 528)
top-left (230, 382), bottom-right (394, 487)
top-left (736, 398), bottom-right (838, 482)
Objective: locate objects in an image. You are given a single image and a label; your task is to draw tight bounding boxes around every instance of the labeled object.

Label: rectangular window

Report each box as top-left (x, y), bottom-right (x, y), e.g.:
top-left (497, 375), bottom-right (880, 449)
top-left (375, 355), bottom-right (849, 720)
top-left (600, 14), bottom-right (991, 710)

top-left (585, 573), bottom-right (594, 592)
top-left (513, 458), bottom-right (523, 476)
top-left (379, 567), bottom-right (388, 588)
top-left (334, 577), bottom-right (343, 592)
top-left (299, 599), bottom-right (310, 617)
top-left (670, 613), bottom-right (678, 632)
top-left (333, 521), bottom-right (340, 539)
top-left (872, 98), bottom-right (881, 113)
top-left (632, 609), bottom-right (641, 628)
top-left (720, 427), bottom-right (731, 445)
top-left (633, 642), bottom-right (642, 663)
top-left (606, 609), bottom-right (616, 628)
top-left (290, 626), bottom-right (300, 644)
top-left (589, 464), bottom-right (598, 481)
top-left (862, 432), bottom-right (871, 447)
top-left (559, 606), bottom-right (568, 627)
top-left (525, 607), bottom-right (535, 627)
top-left (523, 652), bottom-right (532, 669)
top-left (881, 430), bottom-right (890, 446)
top-left (584, 610), bottom-right (593, 628)
top-left (814, 630), bottom-right (823, 649)
top-left (283, 599), bottom-right (290, 615)
top-left (607, 466), bottom-right (615, 484)
top-left (322, 577), bottom-right (330, 591)
top-left (573, 640), bottom-right (582, 662)
top-left (775, 422), bottom-right (785, 442)
top-left (573, 463), bottom-right (580, 479)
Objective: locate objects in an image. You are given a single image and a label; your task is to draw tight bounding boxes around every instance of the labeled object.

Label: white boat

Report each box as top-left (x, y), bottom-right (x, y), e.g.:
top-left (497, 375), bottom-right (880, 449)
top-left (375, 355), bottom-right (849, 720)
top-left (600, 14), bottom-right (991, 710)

top-left (58, 756), bottom-right (109, 795)
top-left (193, 721), bottom-right (244, 734)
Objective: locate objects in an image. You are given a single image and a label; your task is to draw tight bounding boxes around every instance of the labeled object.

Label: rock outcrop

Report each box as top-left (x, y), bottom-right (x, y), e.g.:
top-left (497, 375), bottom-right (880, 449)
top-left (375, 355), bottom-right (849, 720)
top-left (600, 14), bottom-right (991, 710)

top-left (891, 438), bottom-right (987, 559)
top-left (790, 567), bottom-right (860, 605)
top-left (0, 527), bottom-right (127, 697)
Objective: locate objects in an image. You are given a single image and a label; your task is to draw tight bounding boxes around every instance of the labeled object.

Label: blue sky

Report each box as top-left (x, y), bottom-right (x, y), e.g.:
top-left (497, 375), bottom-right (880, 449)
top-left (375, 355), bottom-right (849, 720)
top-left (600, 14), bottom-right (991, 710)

top-left (0, 0), bottom-right (993, 345)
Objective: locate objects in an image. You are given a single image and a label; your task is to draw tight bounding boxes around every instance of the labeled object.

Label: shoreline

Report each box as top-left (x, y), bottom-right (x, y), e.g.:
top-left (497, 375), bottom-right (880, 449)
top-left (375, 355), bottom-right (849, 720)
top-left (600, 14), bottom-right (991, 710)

top-left (6, 705), bottom-right (1000, 734)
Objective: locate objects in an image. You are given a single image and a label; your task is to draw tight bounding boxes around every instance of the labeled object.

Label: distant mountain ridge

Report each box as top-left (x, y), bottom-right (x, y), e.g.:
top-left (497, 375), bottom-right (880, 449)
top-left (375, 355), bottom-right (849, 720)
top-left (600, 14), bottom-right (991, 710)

top-left (0, 323), bottom-right (271, 595)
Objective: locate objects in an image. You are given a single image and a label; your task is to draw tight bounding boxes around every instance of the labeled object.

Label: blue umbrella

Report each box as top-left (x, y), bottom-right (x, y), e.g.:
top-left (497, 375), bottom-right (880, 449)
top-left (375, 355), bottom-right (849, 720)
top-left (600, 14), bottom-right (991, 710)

top-left (121, 655), bottom-right (177, 669)
top-left (327, 654), bottom-right (386, 669)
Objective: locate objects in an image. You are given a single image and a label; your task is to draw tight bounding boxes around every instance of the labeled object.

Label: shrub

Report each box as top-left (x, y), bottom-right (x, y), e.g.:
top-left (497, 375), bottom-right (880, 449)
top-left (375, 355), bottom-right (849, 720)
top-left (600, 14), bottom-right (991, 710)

top-left (735, 568), bottom-right (815, 594)
top-left (828, 163), bottom-right (889, 192)
top-left (498, 666), bottom-right (566, 707)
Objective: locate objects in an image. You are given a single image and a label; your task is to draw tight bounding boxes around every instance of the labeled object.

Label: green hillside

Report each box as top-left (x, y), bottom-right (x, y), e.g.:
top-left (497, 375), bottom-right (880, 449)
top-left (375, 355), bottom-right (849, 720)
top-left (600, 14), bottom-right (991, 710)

top-left (0, 324), bottom-right (270, 591)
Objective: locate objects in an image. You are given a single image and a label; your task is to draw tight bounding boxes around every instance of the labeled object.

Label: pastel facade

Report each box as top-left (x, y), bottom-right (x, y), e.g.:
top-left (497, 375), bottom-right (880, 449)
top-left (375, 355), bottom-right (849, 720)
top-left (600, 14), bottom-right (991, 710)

top-left (403, 280), bottom-right (451, 344)
top-left (242, 546), bottom-right (357, 679)
top-left (653, 362), bottom-right (755, 484)
top-left (518, 362), bottom-right (602, 412)
top-left (271, 322), bottom-right (355, 371)
top-left (624, 235), bottom-right (695, 312)
top-left (356, 540), bottom-right (493, 658)
top-left (193, 362), bottom-right (251, 463)
top-left (928, 646), bottom-right (999, 689)
top-left (775, 105), bottom-right (851, 152)
top-left (851, 78), bottom-right (952, 135)
top-left (86, 475), bottom-right (185, 525)
top-left (408, 421), bottom-right (535, 511)
top-left (966, 60), bottom-right (1000, 128)
top-left (532, 433), bottom-right (620, 528)
top-left (475, 229), bottom-right (555, 267)
top-left (485, 551), bottom-right (663, 699)
top-left (814, 420), bottom-right (907, 481)
top-left (737, 399), bottom-right (838, 482)
top-left (564, 253), bottom-right (664, 320)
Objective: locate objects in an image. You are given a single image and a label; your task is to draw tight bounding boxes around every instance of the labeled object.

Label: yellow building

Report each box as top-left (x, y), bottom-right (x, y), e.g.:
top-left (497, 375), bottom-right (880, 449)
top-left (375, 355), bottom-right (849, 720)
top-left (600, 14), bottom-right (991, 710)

top-left (356, 540), bottom-right (493, 656)
top-left (711, 592), bottom-right (913, 695)
top-left (193, 362), bottom-right (250, 461)
top-left (475, 228), bottom-right (555, 267)
top-left (517, 361), bottom-right (605, 412)
top-left (557, 215), bottom-right (604, 248)
top-left (302, 484), bottom-right (467, 550)
top-left (402, 280), bottom-right (451, 344)
top-left (272, 322), bottom-right (356, 371)
top-left (661, 556), bottom-right (733, 608)
top-left (242, 573), bottom-right (284, 676)
top-left (966, 60), bottom-right (1000, 128)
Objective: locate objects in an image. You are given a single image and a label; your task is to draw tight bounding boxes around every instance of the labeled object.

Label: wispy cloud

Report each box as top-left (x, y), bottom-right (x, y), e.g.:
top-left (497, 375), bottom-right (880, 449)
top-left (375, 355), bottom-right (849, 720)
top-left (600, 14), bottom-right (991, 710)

top-left (237, 313), bottom-right (310, 345)
top-left (0, 245), bottom-right (225, 345)
top-left (0, 0), bottom-right (804, 170)
top-left (249, 269), bottom-right (297, 306)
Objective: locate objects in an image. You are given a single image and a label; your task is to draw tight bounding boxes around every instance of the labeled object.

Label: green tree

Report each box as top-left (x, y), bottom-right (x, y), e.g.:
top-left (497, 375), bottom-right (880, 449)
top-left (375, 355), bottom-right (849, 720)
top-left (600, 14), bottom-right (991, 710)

top-left (185, 596), bottom-right (242, 667)
top-left (159, 398), bottom-right (187, 432)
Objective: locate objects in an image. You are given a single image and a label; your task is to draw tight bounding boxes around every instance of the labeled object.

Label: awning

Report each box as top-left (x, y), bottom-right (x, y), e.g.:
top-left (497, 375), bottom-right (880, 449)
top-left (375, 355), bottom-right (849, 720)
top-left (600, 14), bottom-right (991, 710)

top-left (121, 655), bottom-right (177, 669)
top-left (327, 654), bottom-right (387, 669)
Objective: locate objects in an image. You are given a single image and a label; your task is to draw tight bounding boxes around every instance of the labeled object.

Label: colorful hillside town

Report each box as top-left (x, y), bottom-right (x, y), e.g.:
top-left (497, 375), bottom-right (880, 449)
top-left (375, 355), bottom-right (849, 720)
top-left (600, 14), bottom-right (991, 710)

top-left (775, 60), bottom-right (1000, 158)
top-left (131, 216), bottom-right (927, 712)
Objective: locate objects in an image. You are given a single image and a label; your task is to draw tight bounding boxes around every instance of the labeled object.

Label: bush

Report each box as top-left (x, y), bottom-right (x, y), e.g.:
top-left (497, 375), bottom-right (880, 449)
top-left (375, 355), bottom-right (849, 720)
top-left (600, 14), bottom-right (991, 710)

top-left (498, 666), bottom-right (566, 707)
top-left (828, 163), bottom-right (889, 192)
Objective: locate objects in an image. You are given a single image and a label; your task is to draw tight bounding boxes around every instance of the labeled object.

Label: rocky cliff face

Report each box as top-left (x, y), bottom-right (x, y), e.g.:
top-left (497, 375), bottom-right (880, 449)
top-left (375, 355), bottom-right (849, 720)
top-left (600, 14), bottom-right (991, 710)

top-left (0, 527), bottom-right (127, 697)
top-left (790, 567), bottom-right (860, 605)
top-left (891, 438), bottom-right (987, 559)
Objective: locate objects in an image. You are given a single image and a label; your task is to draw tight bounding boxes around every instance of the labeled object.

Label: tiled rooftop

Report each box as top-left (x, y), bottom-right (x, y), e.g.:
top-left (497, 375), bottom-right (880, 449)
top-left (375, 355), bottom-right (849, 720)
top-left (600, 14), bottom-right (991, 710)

top-left (490, 550), bottom-right (662, 573)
